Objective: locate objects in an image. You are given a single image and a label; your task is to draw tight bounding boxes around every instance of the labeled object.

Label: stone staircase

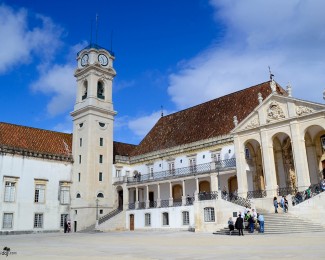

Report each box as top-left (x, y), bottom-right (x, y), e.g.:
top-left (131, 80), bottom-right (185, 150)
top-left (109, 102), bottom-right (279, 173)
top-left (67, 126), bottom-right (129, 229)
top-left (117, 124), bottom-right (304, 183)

top-left (213, 211), bottom-right (325, 235)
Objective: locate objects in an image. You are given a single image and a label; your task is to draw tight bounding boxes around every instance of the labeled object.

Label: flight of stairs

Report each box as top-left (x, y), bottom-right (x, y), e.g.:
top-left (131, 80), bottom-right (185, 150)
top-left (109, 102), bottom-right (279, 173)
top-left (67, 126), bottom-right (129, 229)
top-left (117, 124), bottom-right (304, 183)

top-left (213, 211), bottom-right (325, 235)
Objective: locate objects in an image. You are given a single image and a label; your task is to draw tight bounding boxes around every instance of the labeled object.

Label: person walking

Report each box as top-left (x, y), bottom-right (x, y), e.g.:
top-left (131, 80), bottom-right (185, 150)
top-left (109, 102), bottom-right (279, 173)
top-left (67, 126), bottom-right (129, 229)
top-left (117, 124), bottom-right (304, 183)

top-left (280, 196), bottom-right (285, 212)
top-left (235, 214), bottom-right (244, 236)
top-left (284, 196), bottom-right (288, 213)
top-left (228, 217), bottom-right (234, 235)
top-left (258, 213), bottom-right (265, 233)
top-left (273, 197), bottom-right (279, 213)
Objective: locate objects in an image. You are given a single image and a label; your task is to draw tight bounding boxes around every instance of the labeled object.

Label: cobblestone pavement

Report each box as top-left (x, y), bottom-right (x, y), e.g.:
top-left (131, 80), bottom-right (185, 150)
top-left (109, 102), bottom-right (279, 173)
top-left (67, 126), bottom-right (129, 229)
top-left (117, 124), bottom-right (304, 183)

top-left (1, 231), bottom-right (325, 259)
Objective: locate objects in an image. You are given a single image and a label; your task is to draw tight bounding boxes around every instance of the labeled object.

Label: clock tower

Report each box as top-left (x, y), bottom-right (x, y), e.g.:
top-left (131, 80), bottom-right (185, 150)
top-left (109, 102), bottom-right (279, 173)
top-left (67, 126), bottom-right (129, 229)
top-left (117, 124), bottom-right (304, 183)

top-left (70, 44), bottom-right (116, 231)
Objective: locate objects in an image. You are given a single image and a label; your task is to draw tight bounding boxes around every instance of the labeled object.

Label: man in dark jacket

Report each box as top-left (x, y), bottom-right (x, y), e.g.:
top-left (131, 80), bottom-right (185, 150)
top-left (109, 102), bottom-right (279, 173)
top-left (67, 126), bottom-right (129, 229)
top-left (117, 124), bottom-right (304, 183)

top-left (235, 214), bottom-right (244, 236)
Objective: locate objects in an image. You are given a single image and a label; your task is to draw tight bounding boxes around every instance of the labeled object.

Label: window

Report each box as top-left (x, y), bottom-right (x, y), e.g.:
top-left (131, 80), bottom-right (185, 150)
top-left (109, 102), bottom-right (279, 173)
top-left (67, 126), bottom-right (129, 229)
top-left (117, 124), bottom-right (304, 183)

top-left (211, 152), bottom-right (221, 161)
top-left (97, 81), bottom-right (105, 99)
top-left (168, 162), bottom-right (175, 175)
top-left (79, 155), bottom-right (81, 164)
top-left (34, 185), bottom-right (45, 203)
top-left (82, 81), bottom-right (88, 100)
top-left (99, 155), bottom-right (103, 163)
top-left (97, 193), bottom-right (104, 198)
top-left (182, 211), bottom-right (189, 225)
top-left (189, 158), bottom-right (196, 172)
top-left (34, 213), bottom-right (43, 228)
top-left (4, 182), bottom-right (16, 202)
top-left (100, 138), bottom-right (103, 146)
top-left (245, 147), bottom-right (250, 159)
top-left (99, 172), bottom-right (103, 181)
top-left (204, 207), bottom-right (215, 222)
top-left (60, 186), bottom-right (70, 204)
top-left (126, 170), bottom-right (130, 176)
top-left (79, 138), bottom-right (82, 147)
top-left (162, 212), bottom-right (169, 226)
top-left (99, 209), bottom-right (103, 214)
top-left (60, 214), bottom-right (68, 228)
top-left (149, 167), bottom-right (154, 177)
top-left (99, 122), bottom-right (105, 128)
top-left (116, 170), bottom-right (121, 177)
top-left (3, 213), bottom-right (13, 228)
top-left (145, 213), bottom-right (151, 226)
top-left (76, 193), bottom-right (81, 198)
top-left (78, 173), bottom-right (81, 182)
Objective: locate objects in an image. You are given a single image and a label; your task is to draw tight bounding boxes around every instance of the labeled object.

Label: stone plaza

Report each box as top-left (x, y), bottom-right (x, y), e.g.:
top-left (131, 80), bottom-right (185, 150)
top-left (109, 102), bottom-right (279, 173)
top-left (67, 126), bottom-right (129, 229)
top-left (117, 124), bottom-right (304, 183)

top-left (1, 231), bottom-right (325, 259)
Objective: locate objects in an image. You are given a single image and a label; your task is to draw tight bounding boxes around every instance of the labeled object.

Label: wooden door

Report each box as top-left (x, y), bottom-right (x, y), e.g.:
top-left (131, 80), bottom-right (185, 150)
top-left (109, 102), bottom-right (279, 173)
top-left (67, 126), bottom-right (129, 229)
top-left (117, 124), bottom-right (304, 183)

top-left (228, 176), bottom-right (238, 193)
top-left (129, 214), bottom-right (134, 231)
top-left (172, 185), bottom-right (182, 199)
top-left (199, 181), bottom-right (211, 192)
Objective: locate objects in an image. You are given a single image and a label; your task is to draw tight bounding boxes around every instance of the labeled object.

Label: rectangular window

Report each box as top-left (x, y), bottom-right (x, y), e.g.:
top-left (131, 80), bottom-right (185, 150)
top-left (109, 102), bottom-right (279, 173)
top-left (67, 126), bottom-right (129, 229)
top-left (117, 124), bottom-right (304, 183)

top-left (245, 147), bottom-right (250, 159)
top-left (60, 186), bottom-right (70, 204)
top-left (79, 155), bottom-right (81, 164)
top-left (4, 182), bottom-right (16, 202)
top-left (182, 211), bottom-right (189, 225)
top-left (99, 172), bottom-right (103, 181)
top-left (145, 213), bottom-right (151, 226)
top-left (79, 138), bottom-right (82, 147)
top-left (100, 138), bottom-right (103, 146)
top-left (189, 158), bottom-right (196, 172)
top-left (34, 213), bottom-right (43, 228)
top-left (168, 162), bottom-right (175, 175)
top-left (60, 214), bottom-right (68, 228)
top-left (3, 213), bottom-right (13, 228)
top-left (34, 185), bottom-right (45, 203)
top-left (162, 212), bottom-right (169, 226)
top-left (126, 170), bottom-right (130, 176)
top-left (78, 173), bottom-right (81, 182)
top-left (204, 207), bottom-right (215, 222)
top-left (116, 170), bottom-right (121, 177)
top-left (99, 155), bottom-right (103, 163)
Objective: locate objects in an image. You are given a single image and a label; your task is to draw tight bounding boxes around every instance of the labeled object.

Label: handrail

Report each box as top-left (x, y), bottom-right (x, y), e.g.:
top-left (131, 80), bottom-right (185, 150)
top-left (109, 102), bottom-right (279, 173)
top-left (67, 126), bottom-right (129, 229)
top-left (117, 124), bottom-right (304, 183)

top-left (98, 208), bottom-right (123, 225)
top-left (292, 181), bottom-right (325, 206)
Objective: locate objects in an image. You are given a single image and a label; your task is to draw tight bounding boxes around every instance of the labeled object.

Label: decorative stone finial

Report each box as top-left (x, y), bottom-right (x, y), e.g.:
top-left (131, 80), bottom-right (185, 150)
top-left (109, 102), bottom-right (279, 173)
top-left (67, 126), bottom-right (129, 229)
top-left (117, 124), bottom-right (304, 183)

top-left (286, 83), bottom-right (292, 97)
top-left (258, 92), bottom-right (263, 104)
top-left (233, 116), bottom-right (238, 127)
top-left (270, 79), bottom-right (276, 93)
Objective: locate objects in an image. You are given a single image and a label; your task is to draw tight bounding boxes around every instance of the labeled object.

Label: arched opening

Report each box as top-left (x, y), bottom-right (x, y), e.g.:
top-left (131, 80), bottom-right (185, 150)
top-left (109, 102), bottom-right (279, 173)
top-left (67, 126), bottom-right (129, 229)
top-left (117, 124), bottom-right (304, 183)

top-left (172, 184), bottom-right (182, 199)
top-left (97, 192), bottom-right (104, 198)
top-left (228, 176), bottom-right (238, 194)
top-left (97, 81), bottom-right (105, 99)
top-left (82, 80), bottom-right (88, 100)
top-left (117, 187), bottom-right (123, 210)
top-left (199, 180), bottom-right (210, 192)
top-left (76, 193), bottom-right (81, 198)
top-left (273, 133), bottom-right (296, 195)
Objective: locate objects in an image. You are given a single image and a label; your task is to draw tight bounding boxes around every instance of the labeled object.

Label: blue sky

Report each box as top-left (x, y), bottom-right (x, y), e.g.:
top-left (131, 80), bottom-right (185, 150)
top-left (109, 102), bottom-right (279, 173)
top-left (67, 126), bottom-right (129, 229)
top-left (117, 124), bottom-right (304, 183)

top-left (1, 0), bottom-right (325, 145)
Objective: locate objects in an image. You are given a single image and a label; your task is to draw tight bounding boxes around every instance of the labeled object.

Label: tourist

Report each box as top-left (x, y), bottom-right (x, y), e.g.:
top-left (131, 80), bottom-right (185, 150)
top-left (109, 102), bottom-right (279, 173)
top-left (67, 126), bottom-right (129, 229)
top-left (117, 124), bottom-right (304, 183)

top-left (248, 214), bottom-right (255, 233)
top-left (306, 186), bottom-right (311, 199)
top-left (235, 214), bottom-right (244, 236)
top-left (64, 218), bottom-right (68, 233)
top-left (228, 217), bottom-right (234, 235)
top-left (67, 220), bottom-right (71, 233)
top-left (280, 196), bottom-right (285, 212)
top-left (284, 196), bottom-right (288, 212)
top-left (258, 213), bottom-right (264, 233)
top-left (222, 186), bottom-right (228, 200)
top-left (273, 197), bottom-right (279, 213)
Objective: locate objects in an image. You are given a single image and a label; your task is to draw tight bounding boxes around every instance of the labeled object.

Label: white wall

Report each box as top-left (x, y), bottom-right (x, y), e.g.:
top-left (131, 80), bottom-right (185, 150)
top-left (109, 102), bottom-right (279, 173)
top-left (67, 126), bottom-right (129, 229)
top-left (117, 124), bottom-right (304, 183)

top-left (0, 154), bottom-right (72, 233)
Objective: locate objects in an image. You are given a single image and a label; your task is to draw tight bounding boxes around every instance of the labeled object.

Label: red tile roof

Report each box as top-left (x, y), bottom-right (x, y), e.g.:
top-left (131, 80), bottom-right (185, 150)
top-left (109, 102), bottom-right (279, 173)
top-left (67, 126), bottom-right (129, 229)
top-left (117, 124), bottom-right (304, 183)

top-left (130, 81), bottom-right (287, 156)
top-left (113, 141), bottom-right (137, 157)
top-left (0, 122), bottom-right (73, 160)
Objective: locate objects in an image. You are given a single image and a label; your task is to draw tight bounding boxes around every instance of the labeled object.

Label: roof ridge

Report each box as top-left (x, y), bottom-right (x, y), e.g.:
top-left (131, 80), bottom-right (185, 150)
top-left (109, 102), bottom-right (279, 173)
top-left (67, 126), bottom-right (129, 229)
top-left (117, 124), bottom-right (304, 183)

top-left (0, 122), bottom-right (72, 136)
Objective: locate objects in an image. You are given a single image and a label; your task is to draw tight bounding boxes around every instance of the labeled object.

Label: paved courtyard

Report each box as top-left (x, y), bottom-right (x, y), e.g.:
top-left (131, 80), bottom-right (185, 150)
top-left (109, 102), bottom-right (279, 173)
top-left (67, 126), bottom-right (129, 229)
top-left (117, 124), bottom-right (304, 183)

top-left (1, 231), bottom-right (325, 259)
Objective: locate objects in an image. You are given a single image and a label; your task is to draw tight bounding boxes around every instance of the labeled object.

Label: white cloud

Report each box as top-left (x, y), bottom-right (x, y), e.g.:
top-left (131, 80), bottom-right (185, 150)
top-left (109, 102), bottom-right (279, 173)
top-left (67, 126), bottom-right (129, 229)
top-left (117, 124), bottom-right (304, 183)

top-left (167, 0), bottom-right (325, 110)
top-left (0, 3), bottom-right (63, 73)
top-left (31, 64), bottom-right (75, 116)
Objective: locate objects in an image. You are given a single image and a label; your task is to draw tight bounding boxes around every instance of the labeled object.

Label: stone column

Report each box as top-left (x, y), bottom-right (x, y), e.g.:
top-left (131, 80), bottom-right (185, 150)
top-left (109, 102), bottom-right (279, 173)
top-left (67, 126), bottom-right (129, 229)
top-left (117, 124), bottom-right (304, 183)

top-left (157, 183), bottom-right (161, 208)
top-left (234, 134), bottom-right (248, 197)
top-left (123, 186), bottom-right (129, 210)
top-left (169, 182), bottom-right (173, 206)
top-left (135, 187), bottom-right (139, 209)
top-left (195, 177), bottom-right (199, 201)
top-left (182, 180), bottom-right (186, 206)
top-left (260, 129), bottom-right (277, 197)
top-left (290, 121), bottom-right (311, 190)
top-left (146, 185), bottom-right (150, 208)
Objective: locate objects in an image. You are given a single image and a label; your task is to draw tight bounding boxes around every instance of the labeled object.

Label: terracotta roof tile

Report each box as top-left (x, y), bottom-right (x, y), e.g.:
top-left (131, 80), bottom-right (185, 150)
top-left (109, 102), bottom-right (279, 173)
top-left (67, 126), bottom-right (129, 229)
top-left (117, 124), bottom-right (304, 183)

top-left (0, 122), bottom-right (73, 157)
top-left (131, 81), bottom-right (287, 156)
top-left (113, 141), bottom-right (137, 157)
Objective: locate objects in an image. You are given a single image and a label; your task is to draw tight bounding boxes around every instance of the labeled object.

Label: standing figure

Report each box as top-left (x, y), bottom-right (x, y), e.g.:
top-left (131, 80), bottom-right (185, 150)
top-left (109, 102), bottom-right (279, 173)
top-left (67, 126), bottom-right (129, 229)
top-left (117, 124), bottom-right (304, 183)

top-left (235, 214), bottom-right (244, 236)
top-left (64, 218), bottom-right (68, 233)
top-left (67, 220), bottom-right (71, 233)
top-left (284, 196), bottom-right (288, 212)
top-left (228, 217), bottom-right (234, 235)
top-left (258, 213), bottom-right (265, 233)
top-left (273, 197), bottom-right (279, 213)
top-left (280, 196), bottom-right (285, 212)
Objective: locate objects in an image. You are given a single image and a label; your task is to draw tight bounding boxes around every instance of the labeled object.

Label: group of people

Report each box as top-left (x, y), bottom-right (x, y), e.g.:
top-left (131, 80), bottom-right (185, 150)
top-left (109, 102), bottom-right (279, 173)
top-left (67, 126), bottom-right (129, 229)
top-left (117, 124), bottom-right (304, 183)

top-left (64, 218), bottom-right (71, 233)
top-left (228, 207), bottom-right (264, 236)
top-left (273, 196), bottom-right (289, 213)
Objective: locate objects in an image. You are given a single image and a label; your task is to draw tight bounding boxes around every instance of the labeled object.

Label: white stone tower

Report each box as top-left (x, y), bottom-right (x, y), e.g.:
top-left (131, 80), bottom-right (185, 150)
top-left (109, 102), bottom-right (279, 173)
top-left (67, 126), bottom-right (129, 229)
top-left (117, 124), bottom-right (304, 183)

top-left (70, 44), bottom-right (116, 231)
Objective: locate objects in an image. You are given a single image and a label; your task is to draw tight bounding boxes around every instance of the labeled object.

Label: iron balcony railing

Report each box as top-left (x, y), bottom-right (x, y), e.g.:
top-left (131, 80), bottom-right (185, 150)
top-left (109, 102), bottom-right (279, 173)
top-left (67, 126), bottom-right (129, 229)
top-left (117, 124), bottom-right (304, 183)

top-left (160, 199), bottom-right (170, 208)
top-left (221, 192), bottom-right (251, 208)
top-left (198, 191), bottom-right (218, 201)
top-left (125, 158), bottom-right (236, 184)
top-left (292, 181), bottom-right (325, 206)
top-left (278, 186), bottom-right (298, 196)
top-left (247, 190), bottom-right (267, 199)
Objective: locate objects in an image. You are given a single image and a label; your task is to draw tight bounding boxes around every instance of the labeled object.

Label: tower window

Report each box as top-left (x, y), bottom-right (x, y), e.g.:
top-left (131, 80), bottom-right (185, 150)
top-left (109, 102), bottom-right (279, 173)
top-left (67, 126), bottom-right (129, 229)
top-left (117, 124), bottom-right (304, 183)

top-left (79, 155), bottom-right (81, 164)
top-left (99, 155), bottom-right (103, 163)
top-left (78, 173), bottom-right (81, 182)
top-left (82, 81), bottom-right (88, 100)
top-left (100, 138), bottom-right (103, 146)
top-left (79, 138), bottom-right (82, 147)
top-left (97, 81), bottom-right (105, 99)
top-left (97, 193), bottom-right (104, 198)
top-left (99, 172), bottom-right (103, 181)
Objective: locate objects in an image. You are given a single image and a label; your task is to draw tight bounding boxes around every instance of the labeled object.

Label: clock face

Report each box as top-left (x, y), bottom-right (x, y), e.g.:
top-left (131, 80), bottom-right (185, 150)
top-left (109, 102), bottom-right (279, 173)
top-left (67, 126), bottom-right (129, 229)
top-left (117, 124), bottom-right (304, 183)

top-left (98, 54), bottom-right (108, 66)
top-left (81, 54), bottom-right (88, 67)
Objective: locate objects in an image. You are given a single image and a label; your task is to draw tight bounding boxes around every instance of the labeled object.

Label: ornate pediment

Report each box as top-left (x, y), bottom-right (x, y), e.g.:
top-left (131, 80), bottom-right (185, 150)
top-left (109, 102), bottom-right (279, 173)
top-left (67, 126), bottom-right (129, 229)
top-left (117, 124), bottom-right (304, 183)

top-left (266, 101), bottom-right (285, 122)
top-left (244, 116), bottom-right (260, 130)
top-left (296, 106), bottom-right (315, 116)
